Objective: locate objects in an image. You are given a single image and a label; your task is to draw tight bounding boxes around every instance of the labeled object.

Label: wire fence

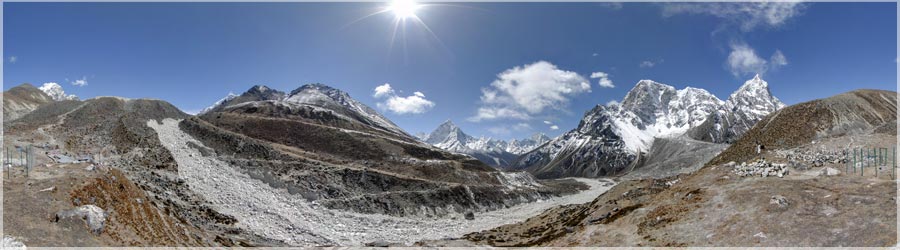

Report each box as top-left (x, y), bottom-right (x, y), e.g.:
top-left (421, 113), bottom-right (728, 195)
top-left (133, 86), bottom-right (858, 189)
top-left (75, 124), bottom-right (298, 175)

top-left (846, 146), bottom-right (897, 179)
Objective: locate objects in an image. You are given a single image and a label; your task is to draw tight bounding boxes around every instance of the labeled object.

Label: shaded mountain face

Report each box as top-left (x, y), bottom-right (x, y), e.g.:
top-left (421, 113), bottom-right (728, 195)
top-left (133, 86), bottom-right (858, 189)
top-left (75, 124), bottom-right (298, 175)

top-left (513, 75), bottom-right (783, 178)
top-left (422, 120), bottom-right (549, 168)
top-left (193, 84), bottom-right (567, 217)
top-left (4, 83), bottom-right (56, 122)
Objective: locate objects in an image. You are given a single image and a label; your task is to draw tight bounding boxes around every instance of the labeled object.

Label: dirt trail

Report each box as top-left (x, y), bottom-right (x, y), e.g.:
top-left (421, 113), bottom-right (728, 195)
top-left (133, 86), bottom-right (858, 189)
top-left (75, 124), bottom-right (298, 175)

top-left (147, 118), bottom-right (616, 246)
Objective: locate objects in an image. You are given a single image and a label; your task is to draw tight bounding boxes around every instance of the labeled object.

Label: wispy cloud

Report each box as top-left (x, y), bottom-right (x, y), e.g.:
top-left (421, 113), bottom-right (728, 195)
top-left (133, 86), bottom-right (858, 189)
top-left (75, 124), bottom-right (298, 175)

top-left (639, 59), bottom-right (664, 68)
top-left (372, 83), bottom-right (435, 115)
top-left (8, 56), bottom-right (17, 63)
top-left (661, 2), bottom-right (807, 32)
top-left (488, 122), bottom-right (532, 135)
top-left (470, 61), bottom-right (591, 122)
top-left (770, 49), bottom-right (788, 68)
top-left (590, 71), bottom-right (615, 88)
top-left (727, 42), bottom-right (788, 77)
top-left (70, 76), bottom-right (88, 87)
top-left (550, 125), bottom-right (559, 130)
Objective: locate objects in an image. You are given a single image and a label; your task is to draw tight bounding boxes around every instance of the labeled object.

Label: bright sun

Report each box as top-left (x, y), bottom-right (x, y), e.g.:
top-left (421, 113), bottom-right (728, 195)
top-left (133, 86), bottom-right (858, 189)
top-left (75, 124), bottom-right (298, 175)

top-left (388, 0), bottom-right (420, 19)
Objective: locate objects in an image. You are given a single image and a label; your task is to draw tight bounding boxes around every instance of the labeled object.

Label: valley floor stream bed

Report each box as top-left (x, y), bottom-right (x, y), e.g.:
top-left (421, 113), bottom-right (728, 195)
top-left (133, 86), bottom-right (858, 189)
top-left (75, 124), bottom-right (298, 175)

top-left (148, 118), bottom-right (617, 246)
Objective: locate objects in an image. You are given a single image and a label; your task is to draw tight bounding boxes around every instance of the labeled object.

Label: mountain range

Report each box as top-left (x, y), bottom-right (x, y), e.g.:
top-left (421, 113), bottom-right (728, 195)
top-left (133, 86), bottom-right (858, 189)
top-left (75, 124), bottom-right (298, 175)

top-left (420, 120), bottom-right (550, 167)
top-left (513, 74), bottom-right (784, 178)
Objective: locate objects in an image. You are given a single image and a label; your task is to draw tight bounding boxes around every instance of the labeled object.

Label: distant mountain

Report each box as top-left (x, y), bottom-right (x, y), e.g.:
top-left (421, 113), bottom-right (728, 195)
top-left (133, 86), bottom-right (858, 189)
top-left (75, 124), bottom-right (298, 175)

top-left (513, 75), bottom-right (783, 178)
top-left (39, 82), bottom-right (78, 101)
top-left (3, 83), bottom-right (56, 122)
top-left (421, 120), bottom-right (549, 168)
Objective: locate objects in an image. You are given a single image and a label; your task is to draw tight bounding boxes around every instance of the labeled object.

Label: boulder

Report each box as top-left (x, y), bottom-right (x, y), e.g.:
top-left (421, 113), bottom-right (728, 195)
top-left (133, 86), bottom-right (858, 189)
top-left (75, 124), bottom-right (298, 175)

top-left (822, 167), bottom-right (841, 176)
top-left (54, 205), bottom-right (108, 235)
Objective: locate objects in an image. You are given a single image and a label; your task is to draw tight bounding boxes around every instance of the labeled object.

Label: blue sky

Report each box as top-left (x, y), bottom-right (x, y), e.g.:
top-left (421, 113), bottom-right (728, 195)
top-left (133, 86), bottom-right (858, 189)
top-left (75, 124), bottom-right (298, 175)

top-left (4, 2), bottom-right (897, 140)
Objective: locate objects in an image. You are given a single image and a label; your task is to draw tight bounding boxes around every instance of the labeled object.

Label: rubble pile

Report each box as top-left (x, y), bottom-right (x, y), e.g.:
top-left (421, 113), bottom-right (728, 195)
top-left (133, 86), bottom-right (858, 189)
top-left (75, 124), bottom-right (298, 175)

top-left (774, 149), bottom-right (847, 170)
top-left (732, 159), bottom-right (788, 178)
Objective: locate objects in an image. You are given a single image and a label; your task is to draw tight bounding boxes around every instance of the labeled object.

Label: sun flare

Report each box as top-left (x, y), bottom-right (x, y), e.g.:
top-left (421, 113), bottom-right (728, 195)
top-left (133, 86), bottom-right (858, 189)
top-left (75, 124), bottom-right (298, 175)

top-left (388, 0), bottom-right (420, 19)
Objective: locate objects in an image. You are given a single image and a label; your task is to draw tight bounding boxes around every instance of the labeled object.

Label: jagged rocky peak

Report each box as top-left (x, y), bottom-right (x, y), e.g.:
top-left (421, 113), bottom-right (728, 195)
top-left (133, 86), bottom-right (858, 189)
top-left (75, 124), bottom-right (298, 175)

top-left (727, 74), bottom-right (785, 111)
top-left (621, 80), bottom-right (676, 117)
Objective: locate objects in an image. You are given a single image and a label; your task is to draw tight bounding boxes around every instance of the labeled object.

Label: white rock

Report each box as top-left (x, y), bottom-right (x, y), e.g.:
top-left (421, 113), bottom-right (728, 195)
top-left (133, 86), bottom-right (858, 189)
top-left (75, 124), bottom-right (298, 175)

top-left (823, 167), bottom-right (841, 176)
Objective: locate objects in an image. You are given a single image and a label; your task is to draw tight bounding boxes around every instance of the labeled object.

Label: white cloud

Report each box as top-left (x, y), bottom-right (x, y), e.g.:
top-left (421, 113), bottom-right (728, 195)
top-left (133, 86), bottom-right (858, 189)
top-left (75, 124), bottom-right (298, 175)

top-left (70, 76), bottom-right (88, 87)
top-left (550, 125), bottom-right (559, 130)
top-left (488, 127), bottom-right (511, 135)
top-left (372, 83), bottom-right (435, 115)
top-left (8, 56), bottom-right (17, 63)
top-left (727, 42), bottom-right (789, 77)
top-left (727, 43), bottom-right (767, 77)
top-left (470, 61), bottom-right (591, 121)
top-left (373, 83), bottom-right (394, 98)
top-left (662, 2), bottom-right (807, 32)
top-left (543, 120), bottom-right (552, 125)
top-left (606, 100), bottom-right (620, 107)
top-left (590, 71), bottom-right (615, 88)
top-left (592, 53), bottom-right (599, 57)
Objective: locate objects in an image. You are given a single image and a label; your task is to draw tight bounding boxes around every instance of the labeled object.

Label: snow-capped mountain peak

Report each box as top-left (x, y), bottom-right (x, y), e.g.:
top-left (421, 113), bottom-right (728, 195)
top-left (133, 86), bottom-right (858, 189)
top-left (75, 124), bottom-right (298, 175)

top-left (38, 82), bottom-right (78, 101)
top-left (421, 120), bottom-right (551, 167)
top-left (513, 75), bottom-right (784, 178)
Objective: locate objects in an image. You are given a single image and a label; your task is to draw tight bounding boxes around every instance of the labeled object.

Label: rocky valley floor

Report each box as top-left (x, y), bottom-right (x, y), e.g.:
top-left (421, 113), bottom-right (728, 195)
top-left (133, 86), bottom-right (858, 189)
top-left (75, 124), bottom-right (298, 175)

top-left (3, 118), bottom-right (617, 247)
top-left (463, 133), bottom-right (898, 247)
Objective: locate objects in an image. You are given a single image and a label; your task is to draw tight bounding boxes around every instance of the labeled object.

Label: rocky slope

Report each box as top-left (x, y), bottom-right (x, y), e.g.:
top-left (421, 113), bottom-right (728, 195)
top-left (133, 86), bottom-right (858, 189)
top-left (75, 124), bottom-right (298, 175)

top-left (463, 89), bottom-right (897, 247)
top-left (708, 89), bottom-right (896, 166)
top-left (192, 83), bottom-right (578, 217)
top-left (513, 75), bottom-right (783, 178)
top-left (3, 83), bottom-right (55, 122)
top-left (3, 94), bottom-right (280, 247)
top-left (422, 120), bottom-right (548, 167)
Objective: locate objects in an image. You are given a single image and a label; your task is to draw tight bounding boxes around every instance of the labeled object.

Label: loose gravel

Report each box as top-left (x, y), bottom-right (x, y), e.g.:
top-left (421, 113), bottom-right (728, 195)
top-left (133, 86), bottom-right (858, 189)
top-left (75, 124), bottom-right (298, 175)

top-left (148, 118), bottom-right (615, 246)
